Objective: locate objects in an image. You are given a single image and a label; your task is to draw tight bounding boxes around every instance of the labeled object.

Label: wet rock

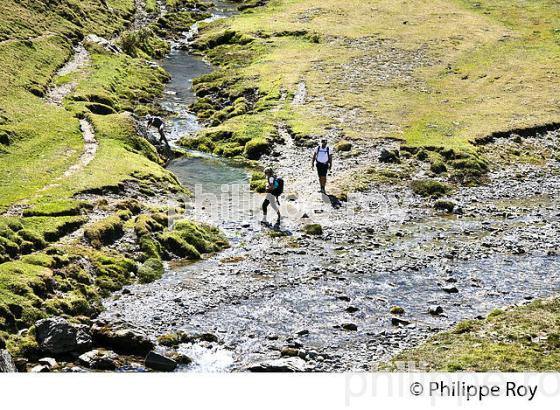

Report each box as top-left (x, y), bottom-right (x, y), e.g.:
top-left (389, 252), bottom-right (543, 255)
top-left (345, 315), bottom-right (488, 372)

top-left (346, 306), bottom-right (359, 313)
top-left (442, 285), bottom-right (459, 294)
top-left (38, 357), bottom-right (58, 369)
top-left (78, 349), bottom-right (119, 370)
top-left (246, 357), bottom-right (306, 373)
top-left (167, 352), bottom-right (192, 365)
top-left (91, 321), bottom-right (154, 356)
top-left (296, 329), bottom-right (309, 336)
top-left (197, 333), bottom-right (219, 343)
top-left (31, 365), bottom-right (50, 373)
top-left (342, 323), bottom-right (358, 331)
top-left (144, 351), bottom-right (177, 372)
top-left (62, 366), bottom-right (86, 373)
top-left (14, 357), bottom-right (28, 373)
top-left (391, 317), bottom-right (410, 326)
top-left (428, 305), bottom-right (444, 316)
top-left (0, 350), bottom-right (17, 372)
top-left (35, 317), bottom-right (92, 355)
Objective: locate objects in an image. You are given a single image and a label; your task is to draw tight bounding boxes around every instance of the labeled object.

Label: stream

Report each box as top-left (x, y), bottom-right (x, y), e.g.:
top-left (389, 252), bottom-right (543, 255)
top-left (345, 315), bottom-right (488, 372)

top-left (100, 1), bottom-right (560, 372)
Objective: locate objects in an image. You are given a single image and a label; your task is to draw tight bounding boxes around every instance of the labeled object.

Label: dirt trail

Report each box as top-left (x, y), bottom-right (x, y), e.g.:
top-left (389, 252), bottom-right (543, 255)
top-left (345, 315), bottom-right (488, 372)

top-left (45, 44), bottom-right (89, 106)
top-left (41, 43), bottom-right (98, 189)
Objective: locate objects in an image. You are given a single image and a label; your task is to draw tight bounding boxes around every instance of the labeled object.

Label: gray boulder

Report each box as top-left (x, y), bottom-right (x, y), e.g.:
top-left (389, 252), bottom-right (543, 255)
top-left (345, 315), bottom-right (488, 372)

top-left (0, 350), bottom-right (17, 373)
top-left (144, 351), bottom-right (177, 372)
top-left (246, 357), bottom-right (306, 373)
top-left (35, 317), bottom-right (92, 355)
top-left (78, 349), bottom-right (119, 370)
top-left (38, 357), bottom-right (58, 369)
top-left (91, 321), bottom-right (154, 356)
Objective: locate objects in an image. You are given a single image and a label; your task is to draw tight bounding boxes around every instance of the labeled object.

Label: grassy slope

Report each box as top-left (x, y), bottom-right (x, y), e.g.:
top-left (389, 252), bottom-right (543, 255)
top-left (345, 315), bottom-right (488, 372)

top-left (0, 0), bottom-right (137, 212)
top-left (383, 298), bottom-right (560, 372)
top-left (187, 0), bottom-right (560, 154)
top-left (0, 1), bottom-right (232, 355)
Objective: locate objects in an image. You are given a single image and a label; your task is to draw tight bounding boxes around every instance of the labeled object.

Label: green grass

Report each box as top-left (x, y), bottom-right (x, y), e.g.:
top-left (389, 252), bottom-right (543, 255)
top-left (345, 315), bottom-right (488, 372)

top-left (383, 298), bottom-right (560, 372)
top-left (186, 0), bottom-right (560, 164)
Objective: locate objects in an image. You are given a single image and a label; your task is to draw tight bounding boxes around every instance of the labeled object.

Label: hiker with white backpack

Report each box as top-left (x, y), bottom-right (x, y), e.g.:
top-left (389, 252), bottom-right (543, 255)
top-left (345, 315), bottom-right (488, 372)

top-left (311, 138), bottom-right (333, 194)
top-left (261, 167), bottom-right (284, 228)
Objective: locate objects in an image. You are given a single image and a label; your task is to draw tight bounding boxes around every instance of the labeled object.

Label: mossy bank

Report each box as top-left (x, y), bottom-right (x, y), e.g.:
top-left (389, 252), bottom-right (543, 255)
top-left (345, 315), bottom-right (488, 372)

top-left (0, 0), bottom-right (229, 359)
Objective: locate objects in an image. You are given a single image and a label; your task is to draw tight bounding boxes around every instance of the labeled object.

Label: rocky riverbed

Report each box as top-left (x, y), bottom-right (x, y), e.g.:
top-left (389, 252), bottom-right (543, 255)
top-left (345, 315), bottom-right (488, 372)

top-left (100, 103), bottom-right (560, 373)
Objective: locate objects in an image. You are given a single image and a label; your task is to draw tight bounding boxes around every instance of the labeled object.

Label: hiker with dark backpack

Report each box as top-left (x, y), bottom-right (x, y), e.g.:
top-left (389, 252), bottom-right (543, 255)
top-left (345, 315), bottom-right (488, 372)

top-left (147, 115), bottom-right (170, 149)
top-left (311, 138), bottom-right (333, 193)
top-left (261, 167), bottom-right (283, 228)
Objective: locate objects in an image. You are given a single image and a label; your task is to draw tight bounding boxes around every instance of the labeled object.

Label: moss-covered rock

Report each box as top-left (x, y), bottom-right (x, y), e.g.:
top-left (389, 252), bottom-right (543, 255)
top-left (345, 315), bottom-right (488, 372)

top-left (434, 199), bottom-right (456, 213)
top-left (410, 180), bottom-right (452, 198)
top-left (84, 215), bottom-right (126, 248)
top-left (138, 258), bottom-right (164, 283)
top-left (244, 137), bottom-right (270, 159)
top-left (335, 140), bottom-right (352, 152)
top-left (303, 224), bottom-right (323, 235)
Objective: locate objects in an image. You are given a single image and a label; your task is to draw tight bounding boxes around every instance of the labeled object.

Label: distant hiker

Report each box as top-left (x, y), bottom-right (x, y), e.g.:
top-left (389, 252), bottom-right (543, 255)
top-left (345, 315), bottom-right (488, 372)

top-left (147, 115), bottom-right (170, 148)
top-left (311, 138), bottom-right (333, 193)
top-left (261, 167), bottom-right (283, 228)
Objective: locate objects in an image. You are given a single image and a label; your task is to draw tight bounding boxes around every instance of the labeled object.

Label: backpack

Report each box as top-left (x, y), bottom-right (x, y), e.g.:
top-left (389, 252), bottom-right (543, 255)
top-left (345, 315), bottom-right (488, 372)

top-left (271, 176), bottom-right (284, 197)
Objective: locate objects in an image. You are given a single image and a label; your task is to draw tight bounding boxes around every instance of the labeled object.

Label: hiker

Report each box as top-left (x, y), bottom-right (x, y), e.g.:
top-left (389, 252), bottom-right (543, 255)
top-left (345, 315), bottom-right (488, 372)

top-left (147, 115), bottom-right (170, 148)
top-left (261, 167), bottom-right (283, 228)
top-left (311, 138), bottom-right (333, 193)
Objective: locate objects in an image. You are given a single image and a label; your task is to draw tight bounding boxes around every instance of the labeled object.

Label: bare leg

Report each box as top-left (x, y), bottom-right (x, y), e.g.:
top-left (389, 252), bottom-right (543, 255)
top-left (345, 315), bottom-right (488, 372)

top-left (319, 176), bottom-right (327, 192)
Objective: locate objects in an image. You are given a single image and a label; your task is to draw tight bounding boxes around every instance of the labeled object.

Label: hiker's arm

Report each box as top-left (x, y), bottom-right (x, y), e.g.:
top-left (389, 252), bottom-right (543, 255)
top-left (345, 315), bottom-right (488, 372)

top-left (311, 151), bottom-right (316, 168)
top-left (328, 153), bottom-right (333, 170)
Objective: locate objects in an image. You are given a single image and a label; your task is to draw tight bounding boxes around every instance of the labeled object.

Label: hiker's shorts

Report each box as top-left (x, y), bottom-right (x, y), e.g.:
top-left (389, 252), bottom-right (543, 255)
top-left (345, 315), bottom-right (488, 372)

top-left (316, 162), bottom-right (329, 177)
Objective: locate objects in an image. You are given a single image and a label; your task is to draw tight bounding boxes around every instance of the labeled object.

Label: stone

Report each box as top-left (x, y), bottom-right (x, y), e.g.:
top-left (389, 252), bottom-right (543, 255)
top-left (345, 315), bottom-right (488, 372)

top-left (38, 357), bottom-right (58, 369)
top-left (428, 305), bottom-right (444, 315)
top-left (345, 306), bottom-right (359, 313)
top-left (280, 347), bottom-right (300, 357)
top-left (296, 329), bottom-right (309, 336)
top-left (442, 286), bottom-right (459, 294)
top-left (391, 317), bottom-right (411, 326)
top-left (0, 350), bottom-right (17, 372)
top-left (84, 34), bottom-right (122, 54)
top-left (246, 357), bottom-right (306, 373)
top-left (31, 365), bottom-right (50, 373)
top-left (91, 321), bottom-right (154, 356)
top-left (35, 317), bottom-right (92, 355)
top-left (144, 351), bottom-right (177, 372)
top-left (342, 323), bottom-right (358, 331)
top-left (14, 358), bottom-right (28, 373)
top-left (78, 349), bottom-right (119, 370)
top-left (167, 352), bottom-right (192, 365)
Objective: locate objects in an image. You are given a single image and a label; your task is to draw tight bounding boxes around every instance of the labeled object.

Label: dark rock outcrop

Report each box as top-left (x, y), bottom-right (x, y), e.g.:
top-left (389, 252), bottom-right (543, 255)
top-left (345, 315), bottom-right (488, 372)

top-left (35, 317), bottom-right (92, 355)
